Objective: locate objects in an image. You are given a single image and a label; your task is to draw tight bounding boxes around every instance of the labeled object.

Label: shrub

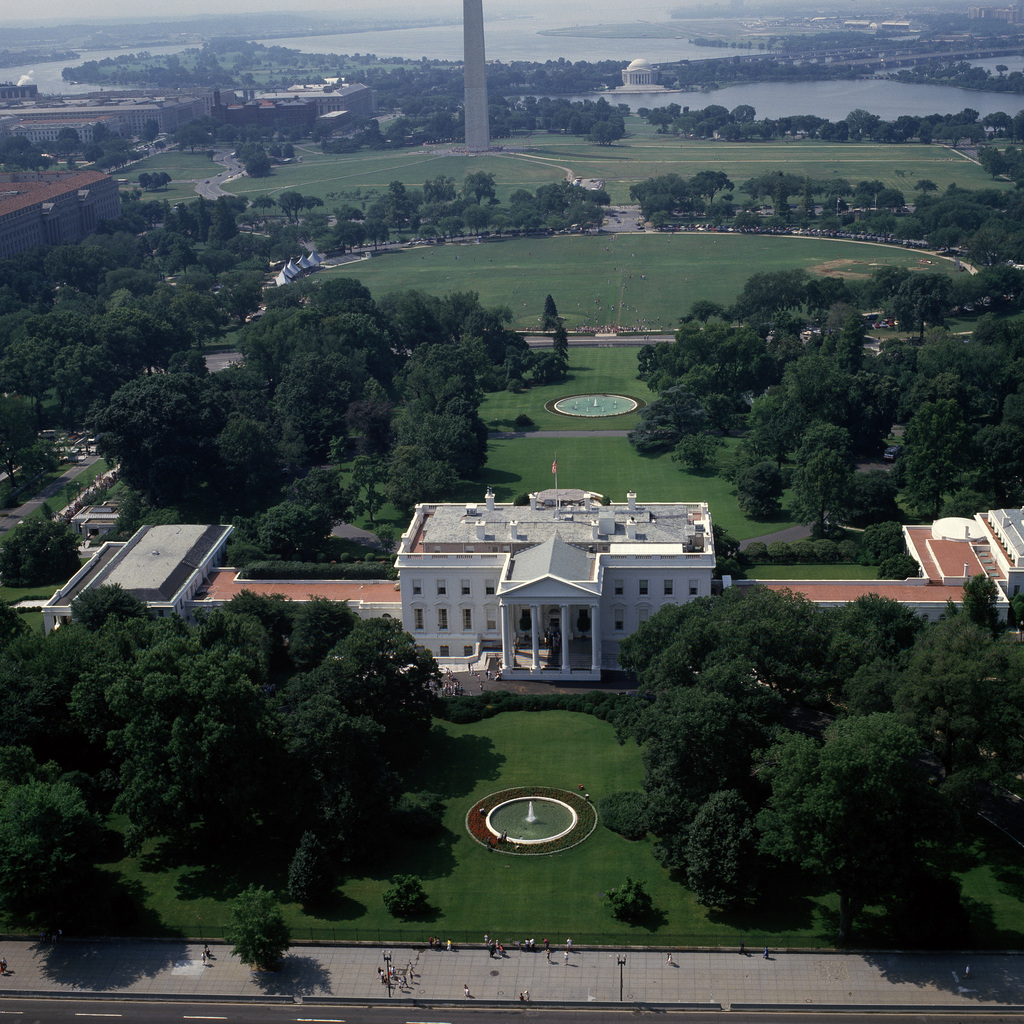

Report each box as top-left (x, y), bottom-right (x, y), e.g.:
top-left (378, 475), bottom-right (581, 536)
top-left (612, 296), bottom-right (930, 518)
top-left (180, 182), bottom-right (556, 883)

top-left (766, 541), bottom-right (789, 562)
top-left (514, 413), bottom-right (535, 428)
top-left (382, 874), bottom-right (428, 919)
top-left (287, 831), bottom-right (333, 906)
top-left (599, 791), bottom-right (649, 841)
top-left (879, 553), bottom-right (920, 579)
top-left (607, 876), bottom-right (654, 921)
top-left (743, 541), bottom-right (768, 563)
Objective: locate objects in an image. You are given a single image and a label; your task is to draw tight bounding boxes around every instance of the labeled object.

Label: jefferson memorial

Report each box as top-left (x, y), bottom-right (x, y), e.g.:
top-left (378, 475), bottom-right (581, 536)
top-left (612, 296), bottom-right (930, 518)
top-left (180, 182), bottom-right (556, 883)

top-left (620, 58), bottom-right (661, 89)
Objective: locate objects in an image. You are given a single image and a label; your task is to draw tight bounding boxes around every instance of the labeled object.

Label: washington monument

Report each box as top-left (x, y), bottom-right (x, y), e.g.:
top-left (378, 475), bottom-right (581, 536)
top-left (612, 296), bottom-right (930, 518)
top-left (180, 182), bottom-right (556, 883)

top-left (463, 0), bottom-right (490, 153)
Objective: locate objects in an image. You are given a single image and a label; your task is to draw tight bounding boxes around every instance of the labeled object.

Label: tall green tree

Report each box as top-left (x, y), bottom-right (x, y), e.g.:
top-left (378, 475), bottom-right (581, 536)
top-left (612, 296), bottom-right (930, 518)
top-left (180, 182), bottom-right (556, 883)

top-left (758, 714), bottom-right (950, 943)
top-left (903, 399), bottom-right (971, 519)
top-left (226, 884), bottom-right (291, 969)
top-left (0, 779), bottom-right (102, 924)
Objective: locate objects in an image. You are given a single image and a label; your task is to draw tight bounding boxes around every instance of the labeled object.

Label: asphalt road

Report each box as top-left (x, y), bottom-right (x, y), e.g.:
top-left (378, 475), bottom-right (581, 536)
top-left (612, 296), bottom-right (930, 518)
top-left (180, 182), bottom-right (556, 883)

top-left (0, 1002), bottom-right (1018, 1024)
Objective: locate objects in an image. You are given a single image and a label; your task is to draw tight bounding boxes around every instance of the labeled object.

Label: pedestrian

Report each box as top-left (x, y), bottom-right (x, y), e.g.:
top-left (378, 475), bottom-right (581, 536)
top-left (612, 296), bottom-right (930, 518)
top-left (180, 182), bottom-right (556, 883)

top-left (543, 938), bottom-right (549, 950)
top-left (464, 984), bottom-right (471, 998)
top-left (763, 946), bottom-right (770, 960)
top-left (546, 949), bottom-right (551, 963)
top-left (740, 940), bottom-right (745, 956)
top-left (378, 966), bottom-right (385, 983)
top-left (202, 950), bottom-right (207, 965)
top-left (484, 933), bottom-right (488, 944)
top-left (519, 992), bottom-right (525, 1001)
top-left (564, 950), bottom-right (569, 965)
top-left (566, 937), bottom-right (572, 951)
top-left (0, 956), bottom-right (6, 975)
top-left (965, 965), bottom-right (971, 980)
top-left (524, 990), bottom-right (530, 1002)
top-left (666, 951), bottom-right (674, 965)
top-left (407, 960), bottom-right (414, 979)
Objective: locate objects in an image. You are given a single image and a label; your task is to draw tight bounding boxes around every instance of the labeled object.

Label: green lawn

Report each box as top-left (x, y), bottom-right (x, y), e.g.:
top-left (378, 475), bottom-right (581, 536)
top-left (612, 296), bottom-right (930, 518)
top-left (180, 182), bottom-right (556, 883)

top-left (96, 709), bottom-right (1024, 947)
top-left (747, 564), bottom-right (880, 580)
top-left (481, 348), bottom-right (654, 432)
top-left (223, 131), bottom-right (1007, 209)
top-left (327, 234), bottom-right (956, 332)
top-left (471, 436), bottom-right (792, 542)
top-left (100, 711), bottom-right (832, 946)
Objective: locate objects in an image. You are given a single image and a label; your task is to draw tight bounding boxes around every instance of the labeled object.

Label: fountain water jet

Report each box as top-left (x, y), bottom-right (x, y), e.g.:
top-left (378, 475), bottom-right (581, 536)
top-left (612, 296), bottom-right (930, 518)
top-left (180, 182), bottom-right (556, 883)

top-left (525, 801), bottom-right (538, 823)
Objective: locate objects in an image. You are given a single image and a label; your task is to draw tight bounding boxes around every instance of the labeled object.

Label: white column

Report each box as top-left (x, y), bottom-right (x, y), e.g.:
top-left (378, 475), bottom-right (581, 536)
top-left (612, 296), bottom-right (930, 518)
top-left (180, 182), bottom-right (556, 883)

top-left (590, 603), bottom-right (601, 674)
top-left (560, 603), bottom-right (570, 674)
top-left (500, 603), bottom-right (511, 670)
top-left (530, 603), bottom-right (540, 673)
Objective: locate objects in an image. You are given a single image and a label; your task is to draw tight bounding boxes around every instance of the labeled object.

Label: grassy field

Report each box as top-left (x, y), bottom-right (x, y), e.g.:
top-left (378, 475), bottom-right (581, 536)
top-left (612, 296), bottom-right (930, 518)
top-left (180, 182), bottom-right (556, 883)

top-left (481, 347), bottom-right (654, 431)
top-left (329, 234), bottom-right (956, 332)
top-left (219, 129), bottom-right (1008, 208)
top-left (746, 564), bottom-right (880, 580)
top-left (97, 710), bottom-right (1024, 947)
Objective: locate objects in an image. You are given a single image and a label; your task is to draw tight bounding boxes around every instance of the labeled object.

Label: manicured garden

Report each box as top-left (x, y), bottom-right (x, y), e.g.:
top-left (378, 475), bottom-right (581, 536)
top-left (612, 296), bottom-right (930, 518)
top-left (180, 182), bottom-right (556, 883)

top-left (93, 709), bottom-right (1024, 947)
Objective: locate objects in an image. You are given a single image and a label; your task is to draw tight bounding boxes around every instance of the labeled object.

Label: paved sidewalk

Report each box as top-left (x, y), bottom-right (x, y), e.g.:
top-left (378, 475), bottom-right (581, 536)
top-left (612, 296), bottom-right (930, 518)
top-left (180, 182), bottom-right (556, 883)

top-left (0, 940), bottom-right (1021, 1009)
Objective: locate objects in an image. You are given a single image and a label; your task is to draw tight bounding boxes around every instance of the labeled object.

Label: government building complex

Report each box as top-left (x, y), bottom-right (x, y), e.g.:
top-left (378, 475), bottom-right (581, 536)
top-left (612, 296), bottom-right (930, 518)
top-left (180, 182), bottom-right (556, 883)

top-left (43, 496), bottom-right (1024, 681)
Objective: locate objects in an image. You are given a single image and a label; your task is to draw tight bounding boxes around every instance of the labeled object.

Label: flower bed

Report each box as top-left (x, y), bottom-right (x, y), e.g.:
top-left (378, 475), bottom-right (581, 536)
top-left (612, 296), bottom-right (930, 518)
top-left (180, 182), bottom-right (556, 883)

top-left (465, 786), bottom-right (597, 856)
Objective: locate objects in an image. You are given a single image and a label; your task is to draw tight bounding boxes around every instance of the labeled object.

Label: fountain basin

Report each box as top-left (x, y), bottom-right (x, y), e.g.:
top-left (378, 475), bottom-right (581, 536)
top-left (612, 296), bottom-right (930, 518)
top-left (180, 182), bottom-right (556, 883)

top-left (486, 796), bottom-right (577, 845)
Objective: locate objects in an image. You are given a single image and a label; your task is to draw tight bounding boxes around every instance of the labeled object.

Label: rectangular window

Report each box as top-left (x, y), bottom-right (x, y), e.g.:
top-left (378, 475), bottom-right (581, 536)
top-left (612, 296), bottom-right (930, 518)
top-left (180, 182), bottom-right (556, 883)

top-left (463, 645), bottom-right (473, 657)
top-left (485, 579), bottom-right (496, 595)
top-left (438, 608), bottom-right (448, 630)
top-left (439, 644), bottom-right (449, 658)
top-left (437, 580), bottom-right (447, 595)
top-left (614, 611), bottom-right (624, 631)
top-left (639, 579), bottom-right (648, 595)
top-left (664, 579), bottom-right (674, 595)
top-left (413, 608), bottom-right (424, 630)
top-left (412, 579), bottom-right (422, 596)
top-left (461, 579), bottom-right (471, 595)
top-left (486, 608), bottom-right (497, 631)
top-left (463, 608), bottom-right (473, 630)
top-left (614, 579), bottom-right (624, 595)
top-left (689, 579), bottom-right (699, 596)
top-left (638, 607), bottom-right (650, 623)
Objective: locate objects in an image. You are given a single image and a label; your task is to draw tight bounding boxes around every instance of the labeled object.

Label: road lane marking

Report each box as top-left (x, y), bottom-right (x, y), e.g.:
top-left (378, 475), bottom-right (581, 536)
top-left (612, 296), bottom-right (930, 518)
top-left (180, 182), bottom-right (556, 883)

top-left (74, 1015), bottom-right (123, 1018)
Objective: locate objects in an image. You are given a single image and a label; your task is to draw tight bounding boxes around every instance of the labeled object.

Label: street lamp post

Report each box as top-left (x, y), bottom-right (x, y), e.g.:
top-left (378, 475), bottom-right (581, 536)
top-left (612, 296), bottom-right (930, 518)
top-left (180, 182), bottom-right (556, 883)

top-left (383, 950), bottom-right (392, 998)
top-left (617, 954), bottom-right (626, 1002)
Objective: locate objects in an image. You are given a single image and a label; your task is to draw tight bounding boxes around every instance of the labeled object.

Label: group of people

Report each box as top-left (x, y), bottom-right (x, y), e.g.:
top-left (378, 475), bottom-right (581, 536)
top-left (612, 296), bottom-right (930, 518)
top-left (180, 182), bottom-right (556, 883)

top-left (427, 937), bottom-right (454, 951)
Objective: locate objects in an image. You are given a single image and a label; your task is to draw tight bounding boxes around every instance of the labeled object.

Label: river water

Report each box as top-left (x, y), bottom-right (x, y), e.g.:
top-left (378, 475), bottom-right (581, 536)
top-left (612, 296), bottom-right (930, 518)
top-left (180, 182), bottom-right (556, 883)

top-left (5, 7), bottom-right (1024, 120)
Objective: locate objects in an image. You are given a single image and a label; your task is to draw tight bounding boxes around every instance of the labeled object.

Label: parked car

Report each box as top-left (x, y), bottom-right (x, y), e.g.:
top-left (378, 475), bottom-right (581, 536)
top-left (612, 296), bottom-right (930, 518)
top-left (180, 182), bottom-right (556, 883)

top-left (883, 445), bottom-right (903, 461)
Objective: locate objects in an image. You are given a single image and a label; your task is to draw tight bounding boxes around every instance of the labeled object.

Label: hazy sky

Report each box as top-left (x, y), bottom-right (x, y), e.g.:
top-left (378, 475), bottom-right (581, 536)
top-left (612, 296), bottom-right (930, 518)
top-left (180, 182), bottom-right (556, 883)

top-left (2, 0), bottom-right (680, 30)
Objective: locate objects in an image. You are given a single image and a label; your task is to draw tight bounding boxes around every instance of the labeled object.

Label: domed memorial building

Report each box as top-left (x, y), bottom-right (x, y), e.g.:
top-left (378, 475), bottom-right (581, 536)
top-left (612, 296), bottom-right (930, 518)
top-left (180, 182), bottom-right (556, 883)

top-left (621, 58), bottom-right (659, 87)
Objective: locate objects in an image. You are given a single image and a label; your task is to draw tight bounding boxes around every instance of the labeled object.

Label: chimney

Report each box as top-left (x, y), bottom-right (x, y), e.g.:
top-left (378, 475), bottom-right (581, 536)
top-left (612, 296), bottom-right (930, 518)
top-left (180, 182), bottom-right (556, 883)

top-left (964, 563), bottom-right (970, 577)
top-left (510, 520), bottom-right (520, 541)
top-left (585, 494), bottom-right (592, 511)
top-left (485, 487), bottom-right (495, 512)
top-left (627, 490), bottom-right (636, 512)
top-left (626, 517), bottom-right (637, 541)
top-left (592, 520), bottom-right (600, 541)
top-left (476, 520), bottom-right (487, 541)
top-left (529, 493), bottom-right (538, 510)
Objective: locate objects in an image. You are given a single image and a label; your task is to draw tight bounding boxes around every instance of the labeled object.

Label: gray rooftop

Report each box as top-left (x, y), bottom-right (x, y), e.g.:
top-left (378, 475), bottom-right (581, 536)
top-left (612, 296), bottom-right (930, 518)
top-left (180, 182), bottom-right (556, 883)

top-left (508, 534), bottom-right (595, 583)
top-left (412, 496), bottom-right (710, 552)
top-left (96, 524), bottom-right (228, 603)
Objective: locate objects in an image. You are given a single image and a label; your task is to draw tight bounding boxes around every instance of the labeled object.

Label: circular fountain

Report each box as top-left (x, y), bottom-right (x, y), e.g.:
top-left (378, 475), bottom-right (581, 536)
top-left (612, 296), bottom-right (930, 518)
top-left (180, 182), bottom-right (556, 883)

top-left (551, 393), bottom-right (640, 418)
top-left (486, 796), bottom-right (577, 844)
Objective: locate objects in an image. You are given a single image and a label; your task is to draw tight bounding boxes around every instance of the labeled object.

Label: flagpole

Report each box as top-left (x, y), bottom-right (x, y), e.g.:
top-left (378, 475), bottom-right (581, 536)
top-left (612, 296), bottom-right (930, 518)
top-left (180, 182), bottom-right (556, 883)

top-left (553, 452), bottom-right (559, 510)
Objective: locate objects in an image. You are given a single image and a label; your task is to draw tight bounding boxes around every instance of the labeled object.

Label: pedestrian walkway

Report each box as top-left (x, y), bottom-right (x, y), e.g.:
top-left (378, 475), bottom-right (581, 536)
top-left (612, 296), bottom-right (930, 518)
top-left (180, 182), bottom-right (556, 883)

top-left (0, 939), bottom-right (1020, 1010)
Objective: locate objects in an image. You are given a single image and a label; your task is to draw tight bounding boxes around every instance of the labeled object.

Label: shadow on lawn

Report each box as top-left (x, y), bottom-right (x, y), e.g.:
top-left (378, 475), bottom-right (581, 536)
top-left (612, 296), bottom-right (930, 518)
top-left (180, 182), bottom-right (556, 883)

top-left (705, 863), bottom-right (821, 938)
top-left (418, 726), bottom-right (505, 798)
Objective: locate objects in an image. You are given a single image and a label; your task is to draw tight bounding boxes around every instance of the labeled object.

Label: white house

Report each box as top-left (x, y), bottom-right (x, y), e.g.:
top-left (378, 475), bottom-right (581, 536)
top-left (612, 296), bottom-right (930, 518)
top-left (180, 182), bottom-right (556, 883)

top-left (394, 488), bottom-right (716, 680)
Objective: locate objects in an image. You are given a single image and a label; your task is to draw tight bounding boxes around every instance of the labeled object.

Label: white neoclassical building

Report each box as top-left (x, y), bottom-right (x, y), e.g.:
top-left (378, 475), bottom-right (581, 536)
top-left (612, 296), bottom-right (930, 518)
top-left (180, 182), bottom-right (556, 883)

top-left (621, 58), bottom-right (659, 87)
top-left (394, 488), bottom-right (716, 680)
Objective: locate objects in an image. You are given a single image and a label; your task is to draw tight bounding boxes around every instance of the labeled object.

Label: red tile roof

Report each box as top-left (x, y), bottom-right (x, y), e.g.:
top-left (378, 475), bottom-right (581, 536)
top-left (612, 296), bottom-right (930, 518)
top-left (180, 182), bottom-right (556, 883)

top-left (0, 170), bottom-right (112, 218)
top-left (198, 569), bottom-right (402, 605)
